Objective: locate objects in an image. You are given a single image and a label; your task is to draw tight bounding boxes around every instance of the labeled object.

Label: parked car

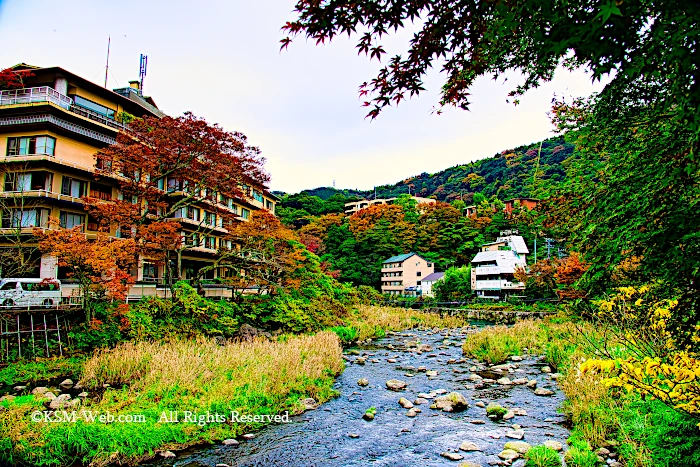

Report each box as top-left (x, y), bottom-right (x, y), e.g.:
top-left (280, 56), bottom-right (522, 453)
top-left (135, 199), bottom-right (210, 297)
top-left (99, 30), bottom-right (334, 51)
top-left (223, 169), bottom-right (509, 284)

top-left (0, 278), bottom-right (62, 308)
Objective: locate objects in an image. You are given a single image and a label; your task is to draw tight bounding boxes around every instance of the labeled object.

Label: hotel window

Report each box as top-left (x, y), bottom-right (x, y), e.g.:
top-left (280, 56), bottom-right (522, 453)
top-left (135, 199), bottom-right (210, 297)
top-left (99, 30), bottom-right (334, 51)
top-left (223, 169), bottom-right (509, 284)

top-left (167, 178), bottom-right (188, 193)
top-left (1, 208), bottom-right (49, 228)
top-left (253, 190), bottom-right (264, 203)
top-left (59, 211), bottom-right (85, 230)
top-left (204, 212), bottom-right (216, 226)
top-left (241, 208), bottom-right (250, 220)
top-left (417, 271), bottom-right (422, 277)
top-left (7, 136), bottom-right (56, 156)
top-left (204, 236), bottom-right (216, 250)
top-left (4, 172), bottom-right (52, 192)
top-left (89, 183), bottom-right (112, 200)
top-left (61, 177), bottom-right (87, 198)
top-left (86, 215), bottom-right (101, 232)
top-left (142, 262), bottom-right (158, 282)
top-left (73, 95), bottom-right (115, 119)
top-left (266, 199), bottom-right (274, 210)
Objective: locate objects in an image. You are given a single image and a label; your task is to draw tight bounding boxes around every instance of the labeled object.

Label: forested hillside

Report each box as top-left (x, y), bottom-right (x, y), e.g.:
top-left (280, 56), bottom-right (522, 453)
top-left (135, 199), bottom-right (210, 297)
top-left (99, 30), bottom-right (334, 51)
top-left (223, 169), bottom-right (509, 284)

top-left (276, 136), bottom-right (574, 226)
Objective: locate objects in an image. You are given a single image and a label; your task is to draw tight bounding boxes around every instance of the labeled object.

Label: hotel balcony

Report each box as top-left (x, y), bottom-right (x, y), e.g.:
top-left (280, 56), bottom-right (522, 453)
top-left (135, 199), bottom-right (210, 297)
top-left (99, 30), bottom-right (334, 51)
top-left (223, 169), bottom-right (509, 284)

top-left (0, 87), bottom-right (127, 143)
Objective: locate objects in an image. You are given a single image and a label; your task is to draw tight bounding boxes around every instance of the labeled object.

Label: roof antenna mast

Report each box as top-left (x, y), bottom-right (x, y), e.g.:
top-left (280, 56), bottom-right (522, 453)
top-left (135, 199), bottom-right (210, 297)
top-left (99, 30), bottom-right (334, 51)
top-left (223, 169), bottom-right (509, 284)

top-left (139, 54), bottom-right (148, 95)
top-left (104, 35), bottom-right (111, 88)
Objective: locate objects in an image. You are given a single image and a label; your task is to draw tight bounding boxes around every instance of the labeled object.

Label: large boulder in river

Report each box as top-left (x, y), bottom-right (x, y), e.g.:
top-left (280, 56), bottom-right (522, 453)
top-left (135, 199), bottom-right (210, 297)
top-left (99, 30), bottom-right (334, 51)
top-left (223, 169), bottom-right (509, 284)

top-left (430, 392), bottom-right (469, 412)
top-left (386, 380), bottom-right (408, 391)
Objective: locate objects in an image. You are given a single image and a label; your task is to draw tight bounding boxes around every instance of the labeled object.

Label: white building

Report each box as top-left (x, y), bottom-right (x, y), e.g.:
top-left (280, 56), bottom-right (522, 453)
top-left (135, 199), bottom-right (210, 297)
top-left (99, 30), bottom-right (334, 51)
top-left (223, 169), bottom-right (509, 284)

top-left (419, 272), bottom-right (445, 297)
top-left (470, 235), bottom-right (529, 299)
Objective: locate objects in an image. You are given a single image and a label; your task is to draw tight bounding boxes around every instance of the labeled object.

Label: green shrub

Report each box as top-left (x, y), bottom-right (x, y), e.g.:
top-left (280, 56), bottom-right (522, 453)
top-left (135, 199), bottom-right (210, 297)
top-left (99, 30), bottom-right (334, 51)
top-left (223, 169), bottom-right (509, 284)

top-left (525, 445), bottom-right (561, 467)
top-left (620, 399), bottom-right (700, 467)
top-left (331, 326), bottom-right (358, 343)
top-left (565, 432), bottom-right (599, 467)
top-left (486, 402), bottom-right (508, 419)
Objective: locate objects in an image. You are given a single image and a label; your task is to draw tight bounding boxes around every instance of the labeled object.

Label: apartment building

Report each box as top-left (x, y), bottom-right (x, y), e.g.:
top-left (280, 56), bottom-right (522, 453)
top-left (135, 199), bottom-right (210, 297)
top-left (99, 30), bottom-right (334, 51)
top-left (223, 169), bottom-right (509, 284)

top-left (0, 63), bottom-right (277, 295)
top-left (470, 234), bottom-right (528, 299)
top-left (381, 252), bottom-right (434, 296)
top-left (344, 196), bottom-right (436, 215)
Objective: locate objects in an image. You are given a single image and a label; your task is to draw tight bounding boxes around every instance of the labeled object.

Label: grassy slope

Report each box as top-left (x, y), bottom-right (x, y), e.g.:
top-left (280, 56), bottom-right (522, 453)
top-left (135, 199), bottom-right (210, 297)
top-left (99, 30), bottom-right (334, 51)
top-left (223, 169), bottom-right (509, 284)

top-left (0, 332), bottom-right (343, 467)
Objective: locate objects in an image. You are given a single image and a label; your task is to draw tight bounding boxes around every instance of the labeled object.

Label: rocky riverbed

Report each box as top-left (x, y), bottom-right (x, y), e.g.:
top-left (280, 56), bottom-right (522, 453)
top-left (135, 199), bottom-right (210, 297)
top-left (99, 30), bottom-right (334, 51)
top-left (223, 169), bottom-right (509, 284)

top-left (150, 326), bottom-right (570, 467)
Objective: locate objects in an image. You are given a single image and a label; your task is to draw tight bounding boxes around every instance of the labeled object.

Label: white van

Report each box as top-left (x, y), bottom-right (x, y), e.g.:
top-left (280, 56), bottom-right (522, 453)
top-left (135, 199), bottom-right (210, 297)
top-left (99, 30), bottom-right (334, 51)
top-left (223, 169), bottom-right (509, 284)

top-left (0, 278), bottom-right (62, 308)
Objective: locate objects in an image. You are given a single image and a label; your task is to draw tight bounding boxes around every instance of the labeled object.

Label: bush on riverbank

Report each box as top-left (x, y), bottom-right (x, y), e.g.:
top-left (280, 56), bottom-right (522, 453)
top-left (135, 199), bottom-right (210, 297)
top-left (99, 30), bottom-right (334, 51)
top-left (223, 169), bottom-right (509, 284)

top-left (463, 314), bottom-right (700, 466)
top-left (0, 332), bottom-right (343, 466)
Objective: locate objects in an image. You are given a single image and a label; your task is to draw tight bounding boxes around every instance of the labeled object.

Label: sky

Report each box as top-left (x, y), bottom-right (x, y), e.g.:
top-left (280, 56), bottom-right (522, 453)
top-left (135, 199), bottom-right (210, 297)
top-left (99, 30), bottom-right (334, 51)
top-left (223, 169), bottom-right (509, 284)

top-left (0, 0), bottom-right (608, 194)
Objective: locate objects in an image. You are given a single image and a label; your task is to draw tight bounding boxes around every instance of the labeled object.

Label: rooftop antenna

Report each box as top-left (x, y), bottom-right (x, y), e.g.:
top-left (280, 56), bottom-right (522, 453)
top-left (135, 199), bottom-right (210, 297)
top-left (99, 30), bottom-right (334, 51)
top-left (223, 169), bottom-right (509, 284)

top-left (104, 35), bottom-right (111, 88)
top-left (139, 54), bottom-right (148, 95)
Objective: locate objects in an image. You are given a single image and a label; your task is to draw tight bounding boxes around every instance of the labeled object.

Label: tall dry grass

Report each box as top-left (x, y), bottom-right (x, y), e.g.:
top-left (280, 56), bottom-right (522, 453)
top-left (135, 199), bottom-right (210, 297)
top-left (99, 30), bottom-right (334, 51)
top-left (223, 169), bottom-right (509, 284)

top-left (345, 305), bottom-right (472, 341)
top-left (80, 332), bottom-right (344, 403)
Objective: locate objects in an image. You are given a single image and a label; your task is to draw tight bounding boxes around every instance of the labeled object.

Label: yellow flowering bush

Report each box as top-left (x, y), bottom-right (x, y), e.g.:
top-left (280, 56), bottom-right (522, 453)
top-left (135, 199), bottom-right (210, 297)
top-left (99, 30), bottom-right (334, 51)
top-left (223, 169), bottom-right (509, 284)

top-left (580, 285), bottom-right (700, 421)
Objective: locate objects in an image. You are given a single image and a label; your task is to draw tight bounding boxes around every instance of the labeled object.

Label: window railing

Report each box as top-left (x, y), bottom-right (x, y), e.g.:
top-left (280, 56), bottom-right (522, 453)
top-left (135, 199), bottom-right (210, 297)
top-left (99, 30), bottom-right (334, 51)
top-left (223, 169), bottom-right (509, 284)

top-left (0, 86), bottom-right (127, 131)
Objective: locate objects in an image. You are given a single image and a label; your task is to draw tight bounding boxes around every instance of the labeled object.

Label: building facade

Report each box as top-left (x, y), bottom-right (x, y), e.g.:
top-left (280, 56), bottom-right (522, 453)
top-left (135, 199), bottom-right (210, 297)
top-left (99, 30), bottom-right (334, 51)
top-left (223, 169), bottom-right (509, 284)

top-left (420, 271), bottom-right (445, 298)
top-left (381, 252), bottom-right (434, 296)
top-left (344, 196), bottom-right (436, 215)
top-left (465, 197), bottom-right (539, 217)
top-left (0, 64), bottom-right (277, 297)
top-left (470, 235), bottom-right (528, 299)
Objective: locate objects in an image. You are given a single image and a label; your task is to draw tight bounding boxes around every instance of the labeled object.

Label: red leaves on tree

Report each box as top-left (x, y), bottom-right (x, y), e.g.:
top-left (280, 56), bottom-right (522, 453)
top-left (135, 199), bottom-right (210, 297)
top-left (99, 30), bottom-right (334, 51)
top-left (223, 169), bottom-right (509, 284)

top-left (0, 68), bottom-right (33, 90)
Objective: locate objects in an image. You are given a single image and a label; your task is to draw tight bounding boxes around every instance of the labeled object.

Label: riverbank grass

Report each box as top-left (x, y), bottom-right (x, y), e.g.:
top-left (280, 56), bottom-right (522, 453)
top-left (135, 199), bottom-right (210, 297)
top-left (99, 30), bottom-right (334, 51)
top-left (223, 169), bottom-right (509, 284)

top-left (336, 304), bottom-right (471, 342)
top-left (0, 356), bottom-right (86, 386)
top-left (0, 332), bottom-right (343, 467)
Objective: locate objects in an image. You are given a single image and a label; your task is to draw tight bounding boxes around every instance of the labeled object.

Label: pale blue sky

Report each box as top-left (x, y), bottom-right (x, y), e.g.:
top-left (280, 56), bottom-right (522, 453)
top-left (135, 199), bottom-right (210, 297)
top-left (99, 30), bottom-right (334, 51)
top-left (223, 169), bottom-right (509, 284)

top-left (0, 0), bottom-right (607, 193)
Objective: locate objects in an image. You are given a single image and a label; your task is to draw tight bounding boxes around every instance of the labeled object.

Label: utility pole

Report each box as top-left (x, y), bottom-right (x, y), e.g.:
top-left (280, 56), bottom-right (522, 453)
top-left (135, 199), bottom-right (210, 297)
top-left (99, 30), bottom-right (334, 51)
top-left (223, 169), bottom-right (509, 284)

top-left (545, 238), bottom-right (554, 259)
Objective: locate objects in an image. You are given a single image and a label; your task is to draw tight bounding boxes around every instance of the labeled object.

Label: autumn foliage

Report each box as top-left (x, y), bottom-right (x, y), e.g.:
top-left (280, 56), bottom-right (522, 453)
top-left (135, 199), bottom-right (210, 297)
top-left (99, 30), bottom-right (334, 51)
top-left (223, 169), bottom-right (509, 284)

top-left (0, 67), bottom-right (33, 90)
top-left (34, 225), bottom-right (137, 320)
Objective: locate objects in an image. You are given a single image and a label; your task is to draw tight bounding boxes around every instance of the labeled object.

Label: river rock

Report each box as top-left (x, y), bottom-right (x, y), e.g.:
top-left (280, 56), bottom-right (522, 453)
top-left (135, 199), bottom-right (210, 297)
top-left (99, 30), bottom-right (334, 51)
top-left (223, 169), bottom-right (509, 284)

top-left (49, 394), bottom-right (71, 410)
top-left (512, 408), bottom-right (528, 416)
top-left (459, 441), bottom-right (481, 452)
top-left (357, 378), bottom-right (369, 387)
top-left (0, 395), bottom-right (15, 402)
top-left (234, 324), bottom-right (266, 342)
top-left (242, 434), bottom-right (255, 439)
top-left (504, 441), bottom-right (531, 454)
top-left (431, 392), bottom-right (469, 412)
top-left (348, 433), bottom-right (360, 438)
top-left (526, 379), bottom-right (537, 388)
top-left (386, 379), bottom-right (408, 391)
top-left (497, 377), bottom-right (512, 385)
top-left (475, 401), bottom-right (486, 408)
top-left (498, 449), bottom-right (520, 461)
top-left (406, 408), bottom-right (418, 417)
top-left (458, 463), bottom-right (484, 467)
top-left (31, 387), bottom-right (49, 396)
top-left (215, 464), bottom-right (230, 467)
top-left (300, 398), bottom-right (317, 410)
top-left (363, 412), bottom-right (375, 421)
top-left (417, 344), bottom-right (433, 352)
top-left (159, 451), bottom-right (176, 458)
top-left (505, 429), bottom-right (525, 440)
top-left (544, 440), bottom-right (563, 451)
top-left (414, 397), bottom-right (429, 405)
top-left (13, 385), bottom-right (27, 391)
top-left (598, 447), bottom-right (611, 456)
top-left (398, 397), bottom-right (414, 409)
top-left (59, 379), bottom-right (74, 389)
top-left (511, 355), bottom-right (523, 361)
top-left (440, 452), bottom-right (464, 461)
top-left (469, 419), bottom-right (486, 424)
top-left (387, 358), bottom-right (397, 363)
top-left (512, 378), bottom-right (528, 385)
top-left (468, 374), bottom-right (483, 382)
top-left (356, 357), bottom-right (367, 365)
top-left (348, 349), bottom-right (360, 355)
top-left (541, 366), bottom-right (552, 373)
top-left (550, 372), bottom-right (563, 380)
top-left (222, 438), bottom-right (239, 446)
top-left (41, 392), bottom-right (56, 400)
top-left (426, 370), bottom-right (439, 377)
top-left (434, 388), bottom-right (448, 395)
top-left (534, 388), bottom-right (554, 396)
top-left (503, 410), bottom-right (515, 420)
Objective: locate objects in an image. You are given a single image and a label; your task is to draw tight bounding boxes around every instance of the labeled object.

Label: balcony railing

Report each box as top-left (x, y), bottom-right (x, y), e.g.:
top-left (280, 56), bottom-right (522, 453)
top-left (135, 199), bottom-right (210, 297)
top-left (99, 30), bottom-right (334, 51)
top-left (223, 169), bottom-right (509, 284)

top-left (0, 86), bottom-right (127, 131)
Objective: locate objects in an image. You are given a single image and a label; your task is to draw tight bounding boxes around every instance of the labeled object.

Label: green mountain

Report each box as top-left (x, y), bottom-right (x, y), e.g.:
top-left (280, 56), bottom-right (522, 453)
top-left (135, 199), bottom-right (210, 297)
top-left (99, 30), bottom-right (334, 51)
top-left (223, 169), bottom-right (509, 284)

top-left (279, 136), bottom-right (574, 219)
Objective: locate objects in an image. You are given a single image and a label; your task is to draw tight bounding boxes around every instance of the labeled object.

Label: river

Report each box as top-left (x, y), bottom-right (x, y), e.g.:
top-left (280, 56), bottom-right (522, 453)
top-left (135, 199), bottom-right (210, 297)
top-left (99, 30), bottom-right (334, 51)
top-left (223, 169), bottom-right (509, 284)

top-left (150, 326), bottom-right (569, 467)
